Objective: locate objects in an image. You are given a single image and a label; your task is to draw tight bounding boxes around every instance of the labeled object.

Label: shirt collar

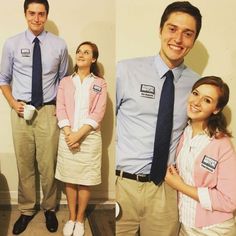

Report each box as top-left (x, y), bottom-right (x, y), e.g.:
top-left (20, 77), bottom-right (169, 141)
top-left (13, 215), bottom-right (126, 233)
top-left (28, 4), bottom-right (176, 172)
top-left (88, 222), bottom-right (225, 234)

top-left (71, 72), bottom-right (94, 79)
top-left (154, 54), bottom-right (186, 81)
top-left (26, 29), bottom-right (47, 43)
top-left (187, 122), bottom-right (213, 140)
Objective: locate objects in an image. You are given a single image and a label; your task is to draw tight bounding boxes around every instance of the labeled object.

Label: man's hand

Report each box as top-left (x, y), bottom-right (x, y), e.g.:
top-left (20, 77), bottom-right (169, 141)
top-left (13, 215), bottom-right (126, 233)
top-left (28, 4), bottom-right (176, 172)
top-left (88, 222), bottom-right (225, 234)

top-left (12, 100), bottom-right (25, 117)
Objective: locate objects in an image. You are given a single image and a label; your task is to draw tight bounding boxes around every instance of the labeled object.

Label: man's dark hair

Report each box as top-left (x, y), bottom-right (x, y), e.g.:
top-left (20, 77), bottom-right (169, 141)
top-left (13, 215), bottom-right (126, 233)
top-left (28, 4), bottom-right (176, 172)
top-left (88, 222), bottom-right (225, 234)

top-left (160, 1), bottom-right (202, 39)
top-left (24, 0), bottom-right (49, 15)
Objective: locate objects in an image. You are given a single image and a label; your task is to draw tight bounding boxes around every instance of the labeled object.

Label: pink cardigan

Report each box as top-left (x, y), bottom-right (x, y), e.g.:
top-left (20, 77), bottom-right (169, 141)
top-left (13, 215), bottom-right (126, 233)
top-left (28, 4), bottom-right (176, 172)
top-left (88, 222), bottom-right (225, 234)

top-left (56, 74), bottom-right (107, 130)
top-left (176, 134), bottom-right (236, 227)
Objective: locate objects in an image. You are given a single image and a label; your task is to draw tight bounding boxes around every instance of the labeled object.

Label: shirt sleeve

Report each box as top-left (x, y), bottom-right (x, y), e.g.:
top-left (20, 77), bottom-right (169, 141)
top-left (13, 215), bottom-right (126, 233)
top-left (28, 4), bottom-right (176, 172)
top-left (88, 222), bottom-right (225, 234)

top-left (83, 118), bottom-right (99, 130)
top-left (198, 187), bottom-right (212, 211)
top-left (58, 43), bottom-right (69, 81)
top-left (56, 79), bottom-right (70, 128)
top-left (0, 40), bottom-right (13, 85)
top-left (208, 140), bottom-right (236, 212)
top-left (116, 61), bottom-right (126, 115)
top-left (85, 79), bottom-right (107, 129)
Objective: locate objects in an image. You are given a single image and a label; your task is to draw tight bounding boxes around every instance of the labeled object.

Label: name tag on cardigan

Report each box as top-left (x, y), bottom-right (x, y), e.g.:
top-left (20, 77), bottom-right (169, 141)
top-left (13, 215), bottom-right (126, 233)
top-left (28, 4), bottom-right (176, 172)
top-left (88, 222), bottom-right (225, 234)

top-left (201, 155), bottom-right (218, 173)
top-left (93, 85), bottom-right (102, 93)
top-left (140, 84), bottom-right (155, 99)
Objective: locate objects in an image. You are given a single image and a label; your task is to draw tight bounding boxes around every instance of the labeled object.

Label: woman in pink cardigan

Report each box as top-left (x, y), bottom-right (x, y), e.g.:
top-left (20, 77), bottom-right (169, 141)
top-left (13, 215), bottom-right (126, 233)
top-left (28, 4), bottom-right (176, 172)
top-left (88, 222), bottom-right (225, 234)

top-left (165, 76), bottom-right (236, 235)
top-left (55, 41), bottom-right (107, 236)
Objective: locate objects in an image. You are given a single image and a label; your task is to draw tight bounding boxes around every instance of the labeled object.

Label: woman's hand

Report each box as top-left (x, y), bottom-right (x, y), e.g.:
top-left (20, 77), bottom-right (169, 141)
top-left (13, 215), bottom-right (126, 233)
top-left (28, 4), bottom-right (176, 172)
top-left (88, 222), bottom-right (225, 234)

top-left (165, 164), bottom-right (199, 201)
top-left (64, 124), bottom-right (93, 150)
top-left (65, 132), bottom-right (80, 147)
top-left (165, 164), bottom-right (185, 191)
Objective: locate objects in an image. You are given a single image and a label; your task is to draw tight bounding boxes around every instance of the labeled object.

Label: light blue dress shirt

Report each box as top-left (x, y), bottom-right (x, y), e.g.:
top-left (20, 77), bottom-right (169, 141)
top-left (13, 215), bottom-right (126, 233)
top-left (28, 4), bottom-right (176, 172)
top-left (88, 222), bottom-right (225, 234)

top-left (0, 29), bottom-right (68, 102)
top-left (116, 54), bottom-right (199, 174)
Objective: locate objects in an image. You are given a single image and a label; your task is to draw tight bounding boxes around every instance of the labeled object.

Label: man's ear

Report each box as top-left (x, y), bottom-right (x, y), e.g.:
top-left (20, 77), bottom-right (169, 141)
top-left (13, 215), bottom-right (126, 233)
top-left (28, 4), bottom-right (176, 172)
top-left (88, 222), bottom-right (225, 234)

top-left (158, 27), bottom-right (163, 40)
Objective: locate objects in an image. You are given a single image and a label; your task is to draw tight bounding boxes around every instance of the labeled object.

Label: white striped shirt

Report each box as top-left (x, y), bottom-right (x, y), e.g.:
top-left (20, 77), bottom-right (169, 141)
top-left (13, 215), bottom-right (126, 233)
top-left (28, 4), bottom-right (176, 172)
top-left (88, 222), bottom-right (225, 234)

top-left (177, 125), bottom-right (212, 227)
top-left (72, 74), bottom-right (94, 131)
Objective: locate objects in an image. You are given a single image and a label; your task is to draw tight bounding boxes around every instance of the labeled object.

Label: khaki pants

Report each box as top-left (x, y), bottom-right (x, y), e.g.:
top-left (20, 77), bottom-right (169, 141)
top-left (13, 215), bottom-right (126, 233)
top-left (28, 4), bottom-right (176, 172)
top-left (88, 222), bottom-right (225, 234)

top-left (116, 176), bottom-right (179, 236)
top-left (11, 105), bottom-right (59, 215)
top-left (179, 218), bottom-right (236, 236)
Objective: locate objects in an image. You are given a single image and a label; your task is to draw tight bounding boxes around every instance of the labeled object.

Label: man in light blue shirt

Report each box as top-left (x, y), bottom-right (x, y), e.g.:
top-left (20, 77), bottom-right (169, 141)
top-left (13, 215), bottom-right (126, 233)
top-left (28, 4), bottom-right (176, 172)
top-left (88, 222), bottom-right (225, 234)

top-left (0, 0), bottom-right (68, 234)
top-left (116, 2), bottom-right (202, 235)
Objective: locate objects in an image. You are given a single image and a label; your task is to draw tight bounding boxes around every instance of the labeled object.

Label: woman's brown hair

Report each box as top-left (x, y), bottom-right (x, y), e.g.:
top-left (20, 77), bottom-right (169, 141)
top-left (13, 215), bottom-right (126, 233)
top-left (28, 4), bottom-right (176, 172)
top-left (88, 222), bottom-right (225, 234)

top-left (73, 41), bottom-right (101, 77)
top-left (191, 76), bottom-right (231, 138)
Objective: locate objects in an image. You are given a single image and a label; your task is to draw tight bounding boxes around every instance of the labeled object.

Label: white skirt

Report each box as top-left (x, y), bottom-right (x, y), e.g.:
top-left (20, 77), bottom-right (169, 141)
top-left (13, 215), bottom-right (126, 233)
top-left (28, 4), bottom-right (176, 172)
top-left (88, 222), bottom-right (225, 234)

top-left (55, 130), bottom-right (102, 185)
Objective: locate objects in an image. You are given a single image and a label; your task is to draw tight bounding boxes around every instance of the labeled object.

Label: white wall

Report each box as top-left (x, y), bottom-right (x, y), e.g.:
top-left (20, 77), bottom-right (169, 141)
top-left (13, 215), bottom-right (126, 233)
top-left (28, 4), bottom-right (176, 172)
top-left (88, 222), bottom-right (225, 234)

top-left (116, 0), bottom-right (236, 147)
top-left (0, 0), bottom-right (115, 204)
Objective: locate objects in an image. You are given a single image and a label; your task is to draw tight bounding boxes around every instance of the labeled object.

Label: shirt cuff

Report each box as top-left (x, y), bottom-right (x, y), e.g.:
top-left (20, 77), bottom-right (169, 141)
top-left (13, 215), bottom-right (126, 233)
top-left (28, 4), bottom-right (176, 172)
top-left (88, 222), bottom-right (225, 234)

top-left (83, 118), bottom-right (98, 129)
top-left (198, 187), bottom-right (212, 211)
top-left (58, 119), bottom-right (70, 128)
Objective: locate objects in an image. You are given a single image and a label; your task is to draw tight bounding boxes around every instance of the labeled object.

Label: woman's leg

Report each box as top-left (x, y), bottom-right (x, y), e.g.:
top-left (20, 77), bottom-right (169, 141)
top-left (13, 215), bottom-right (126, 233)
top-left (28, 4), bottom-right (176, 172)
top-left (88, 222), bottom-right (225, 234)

top-left (76, 185), bottom-right (91, 222)
top-left (65, 183), bottom-right (77, 221)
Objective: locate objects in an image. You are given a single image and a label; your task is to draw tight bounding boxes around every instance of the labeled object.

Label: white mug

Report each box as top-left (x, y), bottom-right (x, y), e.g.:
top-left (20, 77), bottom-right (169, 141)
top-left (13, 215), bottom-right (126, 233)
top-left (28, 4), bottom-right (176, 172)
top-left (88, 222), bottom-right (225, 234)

top-left (23, 104), bottom-right (36, 120)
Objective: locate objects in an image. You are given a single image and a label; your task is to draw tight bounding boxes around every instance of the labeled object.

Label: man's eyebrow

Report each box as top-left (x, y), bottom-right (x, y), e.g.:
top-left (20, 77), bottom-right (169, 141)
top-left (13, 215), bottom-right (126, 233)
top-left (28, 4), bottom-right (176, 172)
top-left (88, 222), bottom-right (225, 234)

top-left (167, 23), bottom-right (195, 33)
top-left (183, 28), bottom-right (195, 33)
top-left (166, 23), bottom-right (177, 27)
top-left (27, 10), bottom-right (46, 14)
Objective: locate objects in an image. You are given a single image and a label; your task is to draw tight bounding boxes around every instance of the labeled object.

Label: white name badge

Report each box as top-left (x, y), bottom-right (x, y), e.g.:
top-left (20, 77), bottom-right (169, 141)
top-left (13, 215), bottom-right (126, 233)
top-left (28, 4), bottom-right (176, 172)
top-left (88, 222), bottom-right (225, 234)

top-left (201, 155), bottom-right (218, 173)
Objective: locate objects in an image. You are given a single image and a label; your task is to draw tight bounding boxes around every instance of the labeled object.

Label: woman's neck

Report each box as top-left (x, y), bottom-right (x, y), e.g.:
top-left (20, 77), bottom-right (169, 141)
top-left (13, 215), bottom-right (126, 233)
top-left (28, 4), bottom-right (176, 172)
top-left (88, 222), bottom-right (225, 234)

top-left (191, 120), bottom-right (206, 137)
top-left (77, 69), bottom-right (90, 81)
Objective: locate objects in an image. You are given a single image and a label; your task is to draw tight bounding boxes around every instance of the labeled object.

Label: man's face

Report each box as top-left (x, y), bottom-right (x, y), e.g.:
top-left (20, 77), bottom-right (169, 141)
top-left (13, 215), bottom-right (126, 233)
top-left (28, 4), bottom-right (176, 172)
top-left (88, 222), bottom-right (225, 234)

top-left (25, 3), bottom-right (48, 36)
top-left (159, 12), bottom-right (197, 69)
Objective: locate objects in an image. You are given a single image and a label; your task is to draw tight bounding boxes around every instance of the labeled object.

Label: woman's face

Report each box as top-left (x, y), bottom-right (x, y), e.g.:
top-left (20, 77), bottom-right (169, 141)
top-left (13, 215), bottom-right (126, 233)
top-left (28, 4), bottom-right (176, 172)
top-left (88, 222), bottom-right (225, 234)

top-left (76, 44), bottom-right (96, 70)
top-left (187, 84), bottom-right (220, 124)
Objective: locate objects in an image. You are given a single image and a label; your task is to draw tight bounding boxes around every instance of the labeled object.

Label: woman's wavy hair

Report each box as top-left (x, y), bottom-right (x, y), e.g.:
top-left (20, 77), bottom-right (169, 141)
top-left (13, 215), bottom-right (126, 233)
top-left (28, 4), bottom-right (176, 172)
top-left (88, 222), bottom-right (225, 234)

top-left (73, 41), bottom-right (101, 77)
top-left (191, 76), bottom-right (231, 138)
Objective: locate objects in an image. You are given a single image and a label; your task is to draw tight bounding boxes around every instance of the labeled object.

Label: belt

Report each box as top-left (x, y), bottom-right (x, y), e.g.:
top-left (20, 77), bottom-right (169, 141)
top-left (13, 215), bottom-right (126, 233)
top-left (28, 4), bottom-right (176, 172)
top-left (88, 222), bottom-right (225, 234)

top-left (17, 100), bottom-right (56, 108)
top-left (116, 170), bottom-right (151, 182)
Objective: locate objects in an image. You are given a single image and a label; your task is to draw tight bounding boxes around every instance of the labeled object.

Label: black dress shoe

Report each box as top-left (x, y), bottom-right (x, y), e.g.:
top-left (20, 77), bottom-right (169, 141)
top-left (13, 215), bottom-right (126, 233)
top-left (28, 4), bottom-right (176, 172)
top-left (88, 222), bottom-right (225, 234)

top-left (12, 214), bottom-right (34, 235)
top-left (44, 210), bottom-right (58, 232)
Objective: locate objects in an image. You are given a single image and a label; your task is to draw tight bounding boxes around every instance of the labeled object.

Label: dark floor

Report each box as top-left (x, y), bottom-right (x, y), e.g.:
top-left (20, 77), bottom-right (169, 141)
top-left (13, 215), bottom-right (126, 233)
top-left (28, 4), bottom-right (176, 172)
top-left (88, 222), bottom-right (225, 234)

top-left (87, 204), bottom-right (115, 236)
top-left (0, 204), bottom-right (115, 236)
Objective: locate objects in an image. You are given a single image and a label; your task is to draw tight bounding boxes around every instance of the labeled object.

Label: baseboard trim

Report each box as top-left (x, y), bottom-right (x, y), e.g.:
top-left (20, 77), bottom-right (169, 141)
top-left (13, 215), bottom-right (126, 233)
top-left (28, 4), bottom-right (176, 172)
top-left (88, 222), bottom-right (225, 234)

top-left (0, 201), bottom-right (115, 211)
top-left (0, 190), bottom-right (115, 205)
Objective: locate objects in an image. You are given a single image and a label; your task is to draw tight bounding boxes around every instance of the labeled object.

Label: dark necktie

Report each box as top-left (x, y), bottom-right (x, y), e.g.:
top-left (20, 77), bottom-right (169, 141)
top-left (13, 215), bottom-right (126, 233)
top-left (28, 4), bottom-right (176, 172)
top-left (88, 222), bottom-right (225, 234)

top-left (150, 70), bottom-right (175, 185)
top-left (31, 37), bottom-right (43, 107)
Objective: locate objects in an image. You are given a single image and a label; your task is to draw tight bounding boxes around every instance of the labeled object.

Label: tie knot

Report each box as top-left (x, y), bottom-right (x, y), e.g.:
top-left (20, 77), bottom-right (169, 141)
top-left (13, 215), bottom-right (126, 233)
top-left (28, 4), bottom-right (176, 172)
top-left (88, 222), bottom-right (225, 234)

top-left (33, 37), bottom-right (40, 44)
top-left (165, 70), bottom-right (174, 80)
